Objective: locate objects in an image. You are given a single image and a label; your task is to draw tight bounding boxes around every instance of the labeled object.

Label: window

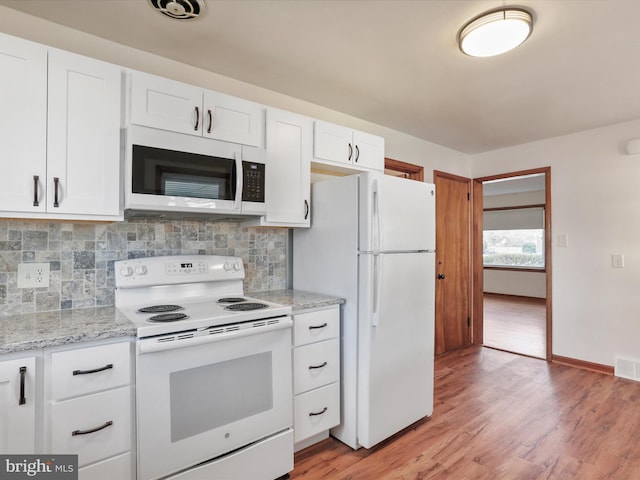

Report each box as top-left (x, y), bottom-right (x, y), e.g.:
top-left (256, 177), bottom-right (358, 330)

top-left (483, 207), bottom-right (545, 269)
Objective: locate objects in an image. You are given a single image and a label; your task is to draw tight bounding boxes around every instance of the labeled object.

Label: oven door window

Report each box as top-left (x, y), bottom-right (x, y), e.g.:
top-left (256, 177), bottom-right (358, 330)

top-left (132, 145), bottom-right (236, 200)
top-left (170, 352), bottom-right (273, 442)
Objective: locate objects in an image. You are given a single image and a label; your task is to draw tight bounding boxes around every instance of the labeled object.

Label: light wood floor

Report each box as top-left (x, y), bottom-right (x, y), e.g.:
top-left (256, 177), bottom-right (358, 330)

top-left (290, 346), bottom-right (640, 480)
top-left (483, 293), bottom-right (546, 358)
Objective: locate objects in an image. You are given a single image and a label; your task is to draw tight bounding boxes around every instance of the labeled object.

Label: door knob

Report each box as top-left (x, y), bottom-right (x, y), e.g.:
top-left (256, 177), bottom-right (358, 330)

top-left (437, 273), bottom-right (445, 280)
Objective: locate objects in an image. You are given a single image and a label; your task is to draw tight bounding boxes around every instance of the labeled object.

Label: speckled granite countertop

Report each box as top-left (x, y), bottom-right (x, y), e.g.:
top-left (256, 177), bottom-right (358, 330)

top-left (248, 289), bottom-right (344, 311)
top-left (1, 290), bottom-right (342, 355)
top-left (0, 307), bottom-right (136, 354)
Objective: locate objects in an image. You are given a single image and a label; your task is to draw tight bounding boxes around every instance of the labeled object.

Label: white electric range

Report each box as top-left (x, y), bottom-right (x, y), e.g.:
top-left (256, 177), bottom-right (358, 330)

top-left (115, 255), bottom-right (294, 480)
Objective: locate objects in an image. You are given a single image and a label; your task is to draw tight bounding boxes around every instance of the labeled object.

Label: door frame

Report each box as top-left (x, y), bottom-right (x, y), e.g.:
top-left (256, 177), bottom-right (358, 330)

top-left (472, 167), bottom-right (552, 361)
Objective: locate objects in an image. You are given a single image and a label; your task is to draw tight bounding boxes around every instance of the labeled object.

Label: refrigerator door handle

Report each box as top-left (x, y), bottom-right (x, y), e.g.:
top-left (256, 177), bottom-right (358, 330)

top-left (372, 179), bottom-right (381, 253)
top-left (372, 253), bottom-right (381, 327)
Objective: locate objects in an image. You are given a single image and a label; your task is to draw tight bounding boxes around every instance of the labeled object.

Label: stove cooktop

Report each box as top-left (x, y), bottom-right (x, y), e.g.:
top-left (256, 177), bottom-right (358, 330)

top-left (118, 295), bottom-right (291, 338)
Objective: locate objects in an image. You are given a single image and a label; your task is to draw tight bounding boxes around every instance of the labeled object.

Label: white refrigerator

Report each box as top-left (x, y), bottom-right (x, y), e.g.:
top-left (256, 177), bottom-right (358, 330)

top-left (293, 171), bottom-right (435, 449)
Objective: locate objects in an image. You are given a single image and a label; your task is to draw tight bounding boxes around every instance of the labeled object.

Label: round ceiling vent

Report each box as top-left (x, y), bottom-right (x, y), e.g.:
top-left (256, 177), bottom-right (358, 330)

top-left (148, 0), bottom-right (205, 20)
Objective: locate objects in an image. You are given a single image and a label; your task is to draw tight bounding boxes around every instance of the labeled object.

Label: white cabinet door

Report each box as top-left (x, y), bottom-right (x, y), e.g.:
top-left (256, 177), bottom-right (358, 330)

top-left (129, 71), bottom-right (203, 136)
top-left (0, 33), bottom-right (47, 214)
top-left (47, 49), bottom-right (122, 216)
top-left (203, 91), bottom-right (263, 146)
top-left (352, 130), bottom-right (384, 171)
top-left (264, 108), bottom-right (311, 226)
top-left (313, 120), bottom-right (384, 172)
top-left (313, 121), bottom-right (352, 165)
top-left (0, 356), bottom-right (36, 453)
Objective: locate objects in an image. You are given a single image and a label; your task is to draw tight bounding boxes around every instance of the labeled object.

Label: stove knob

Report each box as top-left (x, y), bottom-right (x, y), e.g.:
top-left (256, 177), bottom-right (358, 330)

top-left (223, 260), bottom-right (232, 271)
top-left (120, 266), bottom-right (133, 277)
top-left (134, 265), bottom-right (148, 276)
top-left (233, 261), bottom-right (242, 272)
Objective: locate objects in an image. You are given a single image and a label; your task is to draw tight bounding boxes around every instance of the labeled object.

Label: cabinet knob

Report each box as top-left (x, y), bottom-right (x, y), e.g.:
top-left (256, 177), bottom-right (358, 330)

top-left (120, 267), bottom-right (133, 277)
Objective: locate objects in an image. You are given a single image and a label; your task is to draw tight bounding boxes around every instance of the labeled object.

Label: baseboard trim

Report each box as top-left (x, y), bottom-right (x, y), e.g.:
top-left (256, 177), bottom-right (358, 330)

top-left (552, 355), bottom-right (614, 375)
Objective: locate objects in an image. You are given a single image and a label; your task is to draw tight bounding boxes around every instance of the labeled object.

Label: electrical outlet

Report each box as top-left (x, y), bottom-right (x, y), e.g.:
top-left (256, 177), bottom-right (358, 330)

top-left (17, 262), bottom-right (50, 288)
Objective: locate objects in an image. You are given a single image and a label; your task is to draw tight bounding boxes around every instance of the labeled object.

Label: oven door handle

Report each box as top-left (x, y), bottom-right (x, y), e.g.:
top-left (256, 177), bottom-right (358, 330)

top-left (137, 316), bottom-right (293, 354)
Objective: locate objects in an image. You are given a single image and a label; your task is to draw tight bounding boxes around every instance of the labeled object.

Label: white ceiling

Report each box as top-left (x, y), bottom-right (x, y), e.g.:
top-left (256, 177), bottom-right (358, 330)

top-left (2, 0), bottom-right (640, 154)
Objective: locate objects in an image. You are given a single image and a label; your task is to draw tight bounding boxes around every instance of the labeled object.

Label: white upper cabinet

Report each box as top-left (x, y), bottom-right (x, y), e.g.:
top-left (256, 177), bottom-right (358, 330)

top-left (264, 108), bottom-right (311, 226)
top-left (0, 33), bottom-right (122, 220)
top-left (47, 50), bottom-right (122, 217)
top-left (313, 120), bottom-right (384, 172)
top-left (129, 72), bottom-right (202, 136)
top-left (0, 33), bottom-right (47, 213)
top-left (203, 90), bottom-right (263, 146)
top-left (243, 108), bottom-right (311, 228)
top-left (129, 71), bottom-right (263, 147)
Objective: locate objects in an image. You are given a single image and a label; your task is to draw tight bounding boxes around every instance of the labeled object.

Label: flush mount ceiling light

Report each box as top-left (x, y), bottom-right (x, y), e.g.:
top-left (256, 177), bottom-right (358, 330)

top-left (458, 7), bottom-right (533, 57)
top-left (148, 0), bottom-right (206, 20)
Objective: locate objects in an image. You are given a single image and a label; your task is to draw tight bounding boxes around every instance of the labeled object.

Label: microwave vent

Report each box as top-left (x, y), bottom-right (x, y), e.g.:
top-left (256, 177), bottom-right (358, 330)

top-left (148, 0), bottom-right (205, 20)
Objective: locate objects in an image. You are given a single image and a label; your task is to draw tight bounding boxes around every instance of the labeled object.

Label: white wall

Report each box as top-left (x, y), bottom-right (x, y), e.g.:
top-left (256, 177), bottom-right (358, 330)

top-left (484, 270), bottom-right (546, 298)
top-left (472, 119), bottom-right (640, 366)
top-left (0, 6), bottom-right (469, 181)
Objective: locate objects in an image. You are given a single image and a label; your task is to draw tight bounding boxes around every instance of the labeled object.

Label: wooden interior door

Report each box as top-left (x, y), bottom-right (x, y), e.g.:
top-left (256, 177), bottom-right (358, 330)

top-left (434, 171), bottom-right (471, 354)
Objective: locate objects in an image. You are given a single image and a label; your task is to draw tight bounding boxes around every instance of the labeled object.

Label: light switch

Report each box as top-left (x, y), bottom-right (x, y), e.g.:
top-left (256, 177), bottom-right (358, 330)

top-left (612, 254), bottom-right (625, 268)
top-left (557, 234), bottom-right (569, 248)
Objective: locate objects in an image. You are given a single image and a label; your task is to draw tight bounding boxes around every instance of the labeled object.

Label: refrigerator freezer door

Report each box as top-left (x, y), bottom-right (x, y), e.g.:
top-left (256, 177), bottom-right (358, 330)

top-left (359, 172), bottom-right (435, 253)
top-left (357, 251), bottom-right (435, 449)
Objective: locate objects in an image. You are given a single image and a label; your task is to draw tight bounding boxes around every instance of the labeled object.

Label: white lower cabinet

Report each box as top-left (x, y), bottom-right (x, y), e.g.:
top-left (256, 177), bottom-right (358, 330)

top-left (45, 338), bottom-right (134, 480)
top-left (292, 305), bottom-right (341, 450)
top-left (0, 353), bottom-right (38, 454)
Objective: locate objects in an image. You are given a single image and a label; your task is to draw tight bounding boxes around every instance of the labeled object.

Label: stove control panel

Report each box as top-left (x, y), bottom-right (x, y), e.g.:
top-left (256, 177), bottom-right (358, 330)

top-left (114, 255), bottom-right (245, 288)
top-left (166, 261), bottom-right (209, 275)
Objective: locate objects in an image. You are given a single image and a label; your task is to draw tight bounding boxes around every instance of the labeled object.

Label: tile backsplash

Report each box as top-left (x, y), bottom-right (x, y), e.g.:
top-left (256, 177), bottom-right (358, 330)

top-left (0, 219), bottom-right (288, 317)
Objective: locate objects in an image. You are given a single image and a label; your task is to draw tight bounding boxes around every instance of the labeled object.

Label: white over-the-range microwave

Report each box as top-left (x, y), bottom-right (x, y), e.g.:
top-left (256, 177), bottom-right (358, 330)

top-left (124, 125), bottom-right (266, 219)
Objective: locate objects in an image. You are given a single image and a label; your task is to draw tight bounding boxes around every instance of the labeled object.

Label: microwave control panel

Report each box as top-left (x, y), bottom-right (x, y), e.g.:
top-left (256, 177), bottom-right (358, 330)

top-left (242, 161), bottom-right (265, 203)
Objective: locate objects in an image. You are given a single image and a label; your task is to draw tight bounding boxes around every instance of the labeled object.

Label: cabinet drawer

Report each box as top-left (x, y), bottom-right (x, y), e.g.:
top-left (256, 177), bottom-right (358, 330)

top-left (293, 339), bottom-right (339, 395)
top-left (294, 383), bottom-right (340, 443)
top-left (293, 307), bottom-right (339, 346)
top-left (51, 341), bottom-right (130, 400)
top-left (79, 452), bottom-right (132, 480)
top-left (51, 386), bottom-right (131, 467)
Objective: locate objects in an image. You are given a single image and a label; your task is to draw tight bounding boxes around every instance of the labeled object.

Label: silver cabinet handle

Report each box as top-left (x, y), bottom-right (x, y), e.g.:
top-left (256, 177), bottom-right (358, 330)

top-left (72, 420), bottom-right (113, 436)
